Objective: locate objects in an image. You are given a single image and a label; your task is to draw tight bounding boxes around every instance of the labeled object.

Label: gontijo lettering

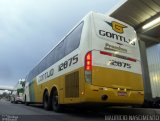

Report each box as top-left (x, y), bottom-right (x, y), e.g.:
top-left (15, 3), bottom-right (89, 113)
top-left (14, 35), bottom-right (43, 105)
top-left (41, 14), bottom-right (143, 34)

top-left (99, 30), bottom-right (136, 46)
top-left (38, 68), bottom-right (54, 83)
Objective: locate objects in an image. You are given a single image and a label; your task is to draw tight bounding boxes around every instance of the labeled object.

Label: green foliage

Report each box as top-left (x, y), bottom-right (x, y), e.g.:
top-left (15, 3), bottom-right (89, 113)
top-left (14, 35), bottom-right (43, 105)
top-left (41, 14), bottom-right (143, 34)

top-left (17, 88), bottom-right (24, 93)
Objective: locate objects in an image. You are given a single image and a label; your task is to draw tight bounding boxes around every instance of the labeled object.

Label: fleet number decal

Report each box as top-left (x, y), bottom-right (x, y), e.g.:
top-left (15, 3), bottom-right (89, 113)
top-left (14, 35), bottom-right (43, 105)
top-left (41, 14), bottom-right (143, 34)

top-left (58, 54), bottom-right (78, 71)
top-left (109, 60), bottom-right (131, 69)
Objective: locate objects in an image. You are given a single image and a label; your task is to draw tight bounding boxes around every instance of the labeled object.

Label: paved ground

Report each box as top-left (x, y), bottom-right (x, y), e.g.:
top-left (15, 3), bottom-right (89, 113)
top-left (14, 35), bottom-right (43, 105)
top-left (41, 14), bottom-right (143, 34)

top-left (0, 99), bottom-right (160, 121)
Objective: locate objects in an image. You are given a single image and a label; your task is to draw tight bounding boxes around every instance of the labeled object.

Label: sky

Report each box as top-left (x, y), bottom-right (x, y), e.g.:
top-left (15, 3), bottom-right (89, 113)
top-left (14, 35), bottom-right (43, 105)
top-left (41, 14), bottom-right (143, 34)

top-left (0, 0), bottom-right (123, 88)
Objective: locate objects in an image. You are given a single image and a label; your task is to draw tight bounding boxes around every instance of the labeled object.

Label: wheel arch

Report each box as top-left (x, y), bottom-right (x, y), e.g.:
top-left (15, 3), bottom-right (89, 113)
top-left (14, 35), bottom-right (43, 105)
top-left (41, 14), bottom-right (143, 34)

top-left (50, 86), bottom-right (58, 99)
top-left (43, 88), bottom-right (49, 98)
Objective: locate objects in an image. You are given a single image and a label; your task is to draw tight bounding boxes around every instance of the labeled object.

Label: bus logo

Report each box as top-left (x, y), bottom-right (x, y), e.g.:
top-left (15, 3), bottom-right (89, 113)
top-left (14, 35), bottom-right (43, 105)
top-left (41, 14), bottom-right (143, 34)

top-left (106, 21), bottom-right (127, 34)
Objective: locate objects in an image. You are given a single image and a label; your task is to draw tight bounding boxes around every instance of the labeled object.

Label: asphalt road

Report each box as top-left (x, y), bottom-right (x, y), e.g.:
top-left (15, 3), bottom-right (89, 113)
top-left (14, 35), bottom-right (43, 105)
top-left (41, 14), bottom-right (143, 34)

top-left (0, 99), bottom-right (160, 121)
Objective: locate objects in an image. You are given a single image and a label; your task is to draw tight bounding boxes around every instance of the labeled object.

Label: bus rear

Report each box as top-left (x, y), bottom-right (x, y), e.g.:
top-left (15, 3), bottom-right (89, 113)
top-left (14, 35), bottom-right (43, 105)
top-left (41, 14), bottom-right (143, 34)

top-left (84, 13), bottom-right (144, 105)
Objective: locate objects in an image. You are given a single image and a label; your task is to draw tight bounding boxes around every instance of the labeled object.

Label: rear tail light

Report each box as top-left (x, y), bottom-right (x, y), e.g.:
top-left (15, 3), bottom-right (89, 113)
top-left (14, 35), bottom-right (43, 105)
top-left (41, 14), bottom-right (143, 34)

top-left (85, 51), bottom-right (92, 84)
top-left (85, 51), bottom-right (92, 71)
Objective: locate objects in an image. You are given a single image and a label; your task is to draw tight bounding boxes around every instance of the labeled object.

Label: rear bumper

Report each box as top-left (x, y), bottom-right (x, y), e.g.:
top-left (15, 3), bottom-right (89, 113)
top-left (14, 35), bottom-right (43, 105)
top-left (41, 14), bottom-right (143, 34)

top-left (83, 84), bottom-right (144, 105)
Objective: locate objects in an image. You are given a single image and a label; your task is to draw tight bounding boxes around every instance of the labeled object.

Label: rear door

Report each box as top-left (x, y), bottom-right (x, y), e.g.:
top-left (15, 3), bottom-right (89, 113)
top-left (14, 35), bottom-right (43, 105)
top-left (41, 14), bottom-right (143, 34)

top-left (91, 13), bottom-right (143, 90)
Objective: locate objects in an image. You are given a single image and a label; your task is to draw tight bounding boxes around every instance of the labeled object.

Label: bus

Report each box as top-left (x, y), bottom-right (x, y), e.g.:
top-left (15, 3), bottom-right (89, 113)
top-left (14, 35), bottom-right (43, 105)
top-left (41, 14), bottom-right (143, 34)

top-left (24, 12), bottom-right (144, 112)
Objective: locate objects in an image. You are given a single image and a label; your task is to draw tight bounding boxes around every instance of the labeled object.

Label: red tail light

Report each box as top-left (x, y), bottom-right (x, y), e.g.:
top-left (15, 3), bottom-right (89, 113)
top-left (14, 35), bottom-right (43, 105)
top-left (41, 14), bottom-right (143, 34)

top-left (85, 51), bottom-right (92, 71)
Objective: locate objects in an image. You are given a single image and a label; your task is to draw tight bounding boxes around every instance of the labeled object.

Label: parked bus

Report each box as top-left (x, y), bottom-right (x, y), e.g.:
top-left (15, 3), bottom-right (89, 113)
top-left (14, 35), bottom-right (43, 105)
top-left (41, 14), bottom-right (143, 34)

top-left (24, 12), bottom-right (144, 112)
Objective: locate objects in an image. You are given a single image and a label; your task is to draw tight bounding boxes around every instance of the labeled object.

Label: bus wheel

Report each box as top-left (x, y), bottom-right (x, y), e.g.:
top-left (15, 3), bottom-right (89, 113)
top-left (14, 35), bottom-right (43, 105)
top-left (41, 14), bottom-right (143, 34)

top-left (52, 90), bottom-right (62, 112)
top-left (43, 91), bottom-right (51, 110)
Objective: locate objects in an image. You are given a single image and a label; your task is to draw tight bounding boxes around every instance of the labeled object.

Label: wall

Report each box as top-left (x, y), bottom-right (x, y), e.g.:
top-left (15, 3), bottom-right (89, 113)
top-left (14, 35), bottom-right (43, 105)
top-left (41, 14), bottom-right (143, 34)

top-left (147, 43), bottom-right (160, 98)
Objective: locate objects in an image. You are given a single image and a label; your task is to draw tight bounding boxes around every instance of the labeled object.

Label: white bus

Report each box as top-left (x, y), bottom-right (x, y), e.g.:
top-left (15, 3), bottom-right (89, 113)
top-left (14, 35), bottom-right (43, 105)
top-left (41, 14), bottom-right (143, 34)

top-left (24, 12), bottom-right (144, 112)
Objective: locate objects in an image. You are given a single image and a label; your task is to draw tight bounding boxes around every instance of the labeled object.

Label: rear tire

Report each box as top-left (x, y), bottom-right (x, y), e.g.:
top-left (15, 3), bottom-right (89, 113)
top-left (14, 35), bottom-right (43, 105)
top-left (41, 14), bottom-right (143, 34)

top-left (52, 90), bottom-right (62, 112)
top-left (43, 91), bottom-right (51, 110)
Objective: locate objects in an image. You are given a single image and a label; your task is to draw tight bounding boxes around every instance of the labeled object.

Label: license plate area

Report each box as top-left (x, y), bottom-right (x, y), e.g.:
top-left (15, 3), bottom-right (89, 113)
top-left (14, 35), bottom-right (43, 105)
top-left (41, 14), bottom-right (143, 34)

top-left (117, 91), bottom-right (127, 96)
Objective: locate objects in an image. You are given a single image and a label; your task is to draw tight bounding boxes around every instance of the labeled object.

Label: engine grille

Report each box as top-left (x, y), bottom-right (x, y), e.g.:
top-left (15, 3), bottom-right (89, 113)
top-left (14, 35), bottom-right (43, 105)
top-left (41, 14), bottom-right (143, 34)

top-left (65, 71), bottom-right (79, 98)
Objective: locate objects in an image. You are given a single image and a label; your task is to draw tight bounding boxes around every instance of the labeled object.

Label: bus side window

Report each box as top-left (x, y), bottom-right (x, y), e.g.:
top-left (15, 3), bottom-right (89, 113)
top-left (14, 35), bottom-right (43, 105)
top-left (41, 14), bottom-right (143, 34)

top-left (65, 22), bottom-right (84, 56)
top-left (56, 40), bottom-right (65, 61)
top-left (47, 48), bottom-right (55, 68)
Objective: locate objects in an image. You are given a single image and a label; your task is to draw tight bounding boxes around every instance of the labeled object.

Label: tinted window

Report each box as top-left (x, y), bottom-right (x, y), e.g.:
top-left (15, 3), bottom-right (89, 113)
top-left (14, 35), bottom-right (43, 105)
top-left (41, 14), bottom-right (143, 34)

top-left (65, 22), bottom-right (84, 55)
top-left (39, 59), bottom-right (46, 73)
top-left (26, 22), bottom-right (84, 82)
top-left (27, 69), bottom-right (34, 82)
top-left (56, 40), bottom-right (65, 61)
top-left (34, 66), bottom-right (39, 77)
top-left (47, 49), bottom-right (55, 68)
